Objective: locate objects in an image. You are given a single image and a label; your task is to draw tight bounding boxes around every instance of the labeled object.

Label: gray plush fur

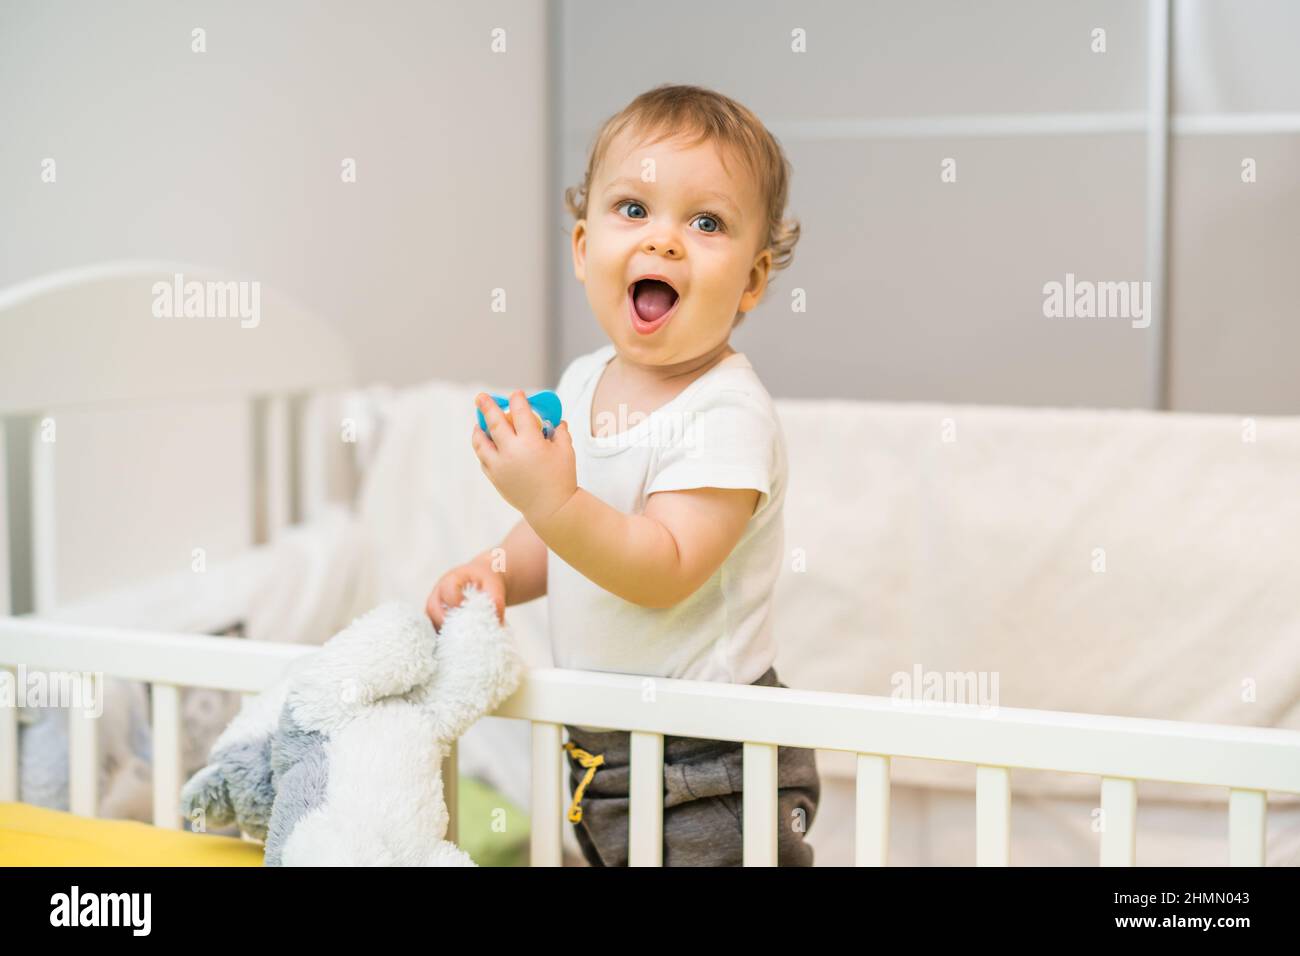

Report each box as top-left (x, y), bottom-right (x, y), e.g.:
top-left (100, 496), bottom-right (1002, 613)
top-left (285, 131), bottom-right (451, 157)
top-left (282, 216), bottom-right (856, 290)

top-left (263, 707), bottom-right (328, 865)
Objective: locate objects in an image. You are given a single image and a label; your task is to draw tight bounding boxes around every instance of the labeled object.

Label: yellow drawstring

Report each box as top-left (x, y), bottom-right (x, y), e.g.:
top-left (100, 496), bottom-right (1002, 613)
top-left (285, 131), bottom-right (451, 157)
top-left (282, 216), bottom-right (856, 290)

top-left (562, 741), bottom-right (605, 823)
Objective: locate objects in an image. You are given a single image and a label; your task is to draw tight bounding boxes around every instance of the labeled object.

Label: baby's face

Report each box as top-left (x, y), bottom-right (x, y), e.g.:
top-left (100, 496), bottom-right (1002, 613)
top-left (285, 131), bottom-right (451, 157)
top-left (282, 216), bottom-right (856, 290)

top-left (572, 127), bottom-right (772, 367)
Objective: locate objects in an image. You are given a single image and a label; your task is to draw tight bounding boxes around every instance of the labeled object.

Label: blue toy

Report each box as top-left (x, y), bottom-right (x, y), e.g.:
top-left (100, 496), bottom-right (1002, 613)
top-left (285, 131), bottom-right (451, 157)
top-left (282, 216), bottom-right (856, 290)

top-left (476, 390), bottom-right (563, 440)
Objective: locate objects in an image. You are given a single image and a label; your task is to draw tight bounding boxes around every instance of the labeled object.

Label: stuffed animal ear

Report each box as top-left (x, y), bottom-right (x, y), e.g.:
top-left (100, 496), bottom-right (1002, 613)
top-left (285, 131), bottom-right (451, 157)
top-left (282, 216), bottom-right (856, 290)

top-left (287, 602), bottom-right (438, 735)
top-left (418, 584), bottom-right (524, 742)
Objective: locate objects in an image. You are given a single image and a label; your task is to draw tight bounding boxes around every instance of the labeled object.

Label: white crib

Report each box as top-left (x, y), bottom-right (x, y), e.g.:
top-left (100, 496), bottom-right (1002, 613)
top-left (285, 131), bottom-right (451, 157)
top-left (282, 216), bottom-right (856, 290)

top-left (4, 615), bottom-right (1299, 866)
top-left (2, 263), bottom-right (1298, 866)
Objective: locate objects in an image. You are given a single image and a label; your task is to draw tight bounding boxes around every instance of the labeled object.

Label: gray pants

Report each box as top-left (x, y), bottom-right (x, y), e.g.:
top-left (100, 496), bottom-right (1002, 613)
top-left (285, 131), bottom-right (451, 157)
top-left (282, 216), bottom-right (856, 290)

top-left (562, 666), bottom-right (820, 867)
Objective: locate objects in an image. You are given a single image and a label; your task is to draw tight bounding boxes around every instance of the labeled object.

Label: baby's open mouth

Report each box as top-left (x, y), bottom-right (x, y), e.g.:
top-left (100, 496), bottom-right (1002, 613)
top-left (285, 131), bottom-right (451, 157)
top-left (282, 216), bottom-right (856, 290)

top-left (630, 279), bottom-right (679, 325)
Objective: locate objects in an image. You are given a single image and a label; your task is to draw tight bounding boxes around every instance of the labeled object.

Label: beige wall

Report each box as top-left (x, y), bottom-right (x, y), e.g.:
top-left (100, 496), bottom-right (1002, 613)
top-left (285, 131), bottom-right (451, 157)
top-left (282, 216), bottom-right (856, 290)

top-left (556, 0), bottom-right (1300, 414)
top-left (6, 0), bottom-right (1295, 411)
top-left (4, 0), bottom-right (1299, 610)
top-left (0, 0), bottom-right (553, 608)
top-left (0, 0), bottom-right (551, 393)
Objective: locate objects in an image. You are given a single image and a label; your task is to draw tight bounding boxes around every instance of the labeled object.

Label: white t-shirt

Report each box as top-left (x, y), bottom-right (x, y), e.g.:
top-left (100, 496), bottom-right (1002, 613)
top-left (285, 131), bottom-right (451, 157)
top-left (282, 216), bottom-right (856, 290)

top-left (546, 344), bottom-right (787, 696)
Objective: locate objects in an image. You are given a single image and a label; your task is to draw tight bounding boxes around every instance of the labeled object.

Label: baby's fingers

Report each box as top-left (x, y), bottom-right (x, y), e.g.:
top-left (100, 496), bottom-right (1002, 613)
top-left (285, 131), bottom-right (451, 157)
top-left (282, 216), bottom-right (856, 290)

top-left (471, 422), bottom-right (499, 465)
top-left (509, 390), bottom-right (542, 439)
top-left (428, 574), bottom-right (467, 630)
top-left (476, 393), bottom-right (515, 444)
top-left (425, 588), bottom-right (447, 630)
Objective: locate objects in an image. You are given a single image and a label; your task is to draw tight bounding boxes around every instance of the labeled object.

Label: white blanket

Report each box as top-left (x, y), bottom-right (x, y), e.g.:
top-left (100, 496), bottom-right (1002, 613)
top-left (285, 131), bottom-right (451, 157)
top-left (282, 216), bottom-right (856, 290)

top-left (770, 401), bottom-right (1300, 805)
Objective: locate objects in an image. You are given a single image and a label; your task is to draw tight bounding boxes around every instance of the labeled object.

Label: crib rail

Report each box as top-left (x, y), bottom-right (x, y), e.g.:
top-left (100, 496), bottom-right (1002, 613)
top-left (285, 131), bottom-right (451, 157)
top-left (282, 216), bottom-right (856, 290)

top-left (3, 617), bottom-right (1299, 866)
top-left (496, 668), bottom-right (1300, 867)
top-left (0, 619), bottom-right (308, 830)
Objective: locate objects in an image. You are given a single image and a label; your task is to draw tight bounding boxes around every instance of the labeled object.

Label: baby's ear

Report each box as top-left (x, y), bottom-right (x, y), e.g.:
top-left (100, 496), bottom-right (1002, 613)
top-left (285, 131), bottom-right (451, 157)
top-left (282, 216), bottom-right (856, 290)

top-left (571, 221), bottom-right (587, 281)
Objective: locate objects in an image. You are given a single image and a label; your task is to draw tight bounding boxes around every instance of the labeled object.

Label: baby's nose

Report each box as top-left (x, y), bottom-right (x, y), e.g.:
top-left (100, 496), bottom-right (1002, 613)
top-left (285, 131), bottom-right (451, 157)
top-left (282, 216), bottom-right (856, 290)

top-left (643, 239), bottom-right (681, 257)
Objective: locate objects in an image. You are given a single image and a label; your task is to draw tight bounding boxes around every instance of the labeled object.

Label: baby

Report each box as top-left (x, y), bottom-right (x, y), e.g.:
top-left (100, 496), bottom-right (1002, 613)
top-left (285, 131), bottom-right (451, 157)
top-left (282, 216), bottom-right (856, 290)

top-left (427, 84), bottom-right (819, 866)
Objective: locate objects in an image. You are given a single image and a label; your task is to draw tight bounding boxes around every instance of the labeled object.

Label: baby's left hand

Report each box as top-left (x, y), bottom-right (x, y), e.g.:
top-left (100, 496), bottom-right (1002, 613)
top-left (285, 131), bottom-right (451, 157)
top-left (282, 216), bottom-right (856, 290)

top-left (472, 390), bottom-right (577, 525)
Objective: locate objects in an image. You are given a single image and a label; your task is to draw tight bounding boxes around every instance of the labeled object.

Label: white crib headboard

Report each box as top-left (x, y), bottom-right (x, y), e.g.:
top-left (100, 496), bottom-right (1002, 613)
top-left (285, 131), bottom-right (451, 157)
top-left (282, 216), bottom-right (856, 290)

top-left (0, 261), bottom-right (357, 616)
top-left (0, 260), bottom-right (353, 413)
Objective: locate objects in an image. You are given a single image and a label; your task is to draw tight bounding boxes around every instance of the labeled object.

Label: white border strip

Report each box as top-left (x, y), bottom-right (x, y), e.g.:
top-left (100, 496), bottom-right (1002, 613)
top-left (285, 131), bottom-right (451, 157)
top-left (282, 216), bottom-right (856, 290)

top-left (766, 113), bottom-right (1147, 139)
top-left (1146, 0), bottom-right (1172, 411)
top-left (1174, 113), bottom-right (1300, 135)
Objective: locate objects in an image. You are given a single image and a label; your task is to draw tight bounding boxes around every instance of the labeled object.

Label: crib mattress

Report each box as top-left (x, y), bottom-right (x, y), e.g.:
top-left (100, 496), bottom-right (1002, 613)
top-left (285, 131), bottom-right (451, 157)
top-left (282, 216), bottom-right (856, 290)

top-left (0, 803), bottom-right (266, 867)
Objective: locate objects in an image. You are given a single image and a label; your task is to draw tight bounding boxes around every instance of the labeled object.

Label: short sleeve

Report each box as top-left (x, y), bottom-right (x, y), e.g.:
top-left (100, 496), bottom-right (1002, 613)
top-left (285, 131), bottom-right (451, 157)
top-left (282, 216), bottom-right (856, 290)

top-left (644, 387), bottom-right (780, 518)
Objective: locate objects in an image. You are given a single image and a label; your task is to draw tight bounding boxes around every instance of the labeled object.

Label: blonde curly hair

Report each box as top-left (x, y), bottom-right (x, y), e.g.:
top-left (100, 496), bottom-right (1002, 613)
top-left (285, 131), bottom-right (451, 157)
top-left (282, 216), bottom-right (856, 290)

top-left (564, 84), bottom-right (800, 329)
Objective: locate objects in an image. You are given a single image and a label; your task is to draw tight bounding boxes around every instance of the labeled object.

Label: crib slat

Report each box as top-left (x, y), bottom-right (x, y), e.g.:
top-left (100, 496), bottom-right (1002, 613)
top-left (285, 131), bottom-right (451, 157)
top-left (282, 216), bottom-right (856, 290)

top-left (265, 396), bottom-right (291, 538)
top-left (0, 422), bottom-right (11, 617)
top-left (1097, 780), bottom-right (1138, 868)
top-left (151, 683), bottom-right (182, 829)
top-left (1, 666), bottom-right (16, 802)
top-left (742, 741), bottom-right (778, 866)
top-left (530, 721), bottom-right (563, 866)
top-left (1228, 788), bottom-right (1266, 866)
top-left (0, 431), bottom-right (12, 802)
top-left (628, 730), bottom-right (663, 866)
top-left (627, 731), bottom-right (664, 866)
top-left (30, 414), bottom-right (58, 613)
top-left (67, 672), bottom-right (99, 817)
top-left (855, 753), bottom-right (890, 865)
top-left (1099, 777), bottom-right (1137, 866)
top-left (297, 392), bottom-right (329, 522)
top-left (975, 765), bottom-right (1010, 866)
top-left (442, 739), bottom-right (458, 846)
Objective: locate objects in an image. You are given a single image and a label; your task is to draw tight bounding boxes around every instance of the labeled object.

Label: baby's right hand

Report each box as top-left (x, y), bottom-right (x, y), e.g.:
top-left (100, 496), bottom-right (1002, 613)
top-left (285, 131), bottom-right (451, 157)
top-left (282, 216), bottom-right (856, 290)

top-left (426, 557), bottom-right (506, 632)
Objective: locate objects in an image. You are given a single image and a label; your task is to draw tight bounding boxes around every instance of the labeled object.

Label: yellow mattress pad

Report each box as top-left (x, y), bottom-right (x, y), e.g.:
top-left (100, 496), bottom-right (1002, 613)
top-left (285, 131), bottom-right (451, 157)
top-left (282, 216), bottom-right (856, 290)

top-left (0, 802), bottom-right (266, 866)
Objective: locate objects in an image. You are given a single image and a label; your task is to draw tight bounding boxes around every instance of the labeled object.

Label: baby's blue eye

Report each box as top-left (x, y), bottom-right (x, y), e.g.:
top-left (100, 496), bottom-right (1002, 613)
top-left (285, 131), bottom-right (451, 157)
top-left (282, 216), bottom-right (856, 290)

top-left (617, 201), bottom-right (647, 219)
top-left (694, 215), bottom-right (721, 234)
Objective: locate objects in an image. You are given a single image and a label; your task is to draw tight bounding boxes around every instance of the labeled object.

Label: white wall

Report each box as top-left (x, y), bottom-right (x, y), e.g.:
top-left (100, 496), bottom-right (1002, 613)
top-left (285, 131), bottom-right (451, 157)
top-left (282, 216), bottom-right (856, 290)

top-left (0, 0), bottom-right (554, 608)
top-left (5, 0), bottom-right (1300, 610)
top-left (1168, 0), bottom-right (1300, 413)
top-left (555, 0), bottom-right (1300, 414)
top-left (0, 0), bottom-right (551, 392)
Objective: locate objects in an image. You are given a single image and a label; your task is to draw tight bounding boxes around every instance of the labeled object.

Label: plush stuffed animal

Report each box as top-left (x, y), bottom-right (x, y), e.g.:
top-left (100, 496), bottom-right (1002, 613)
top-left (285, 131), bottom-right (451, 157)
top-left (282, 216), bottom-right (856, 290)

top-left (179, 585), bottom-right (522, 865)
